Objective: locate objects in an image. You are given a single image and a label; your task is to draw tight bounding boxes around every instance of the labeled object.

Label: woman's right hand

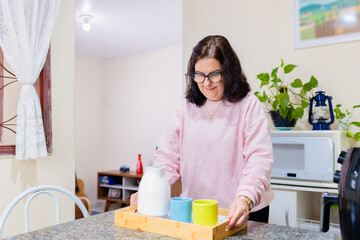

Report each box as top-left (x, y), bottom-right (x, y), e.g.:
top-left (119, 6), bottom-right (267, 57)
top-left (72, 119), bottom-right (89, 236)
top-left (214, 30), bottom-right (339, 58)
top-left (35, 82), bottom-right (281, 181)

top-left (130, 192), bottom-right (138, 206)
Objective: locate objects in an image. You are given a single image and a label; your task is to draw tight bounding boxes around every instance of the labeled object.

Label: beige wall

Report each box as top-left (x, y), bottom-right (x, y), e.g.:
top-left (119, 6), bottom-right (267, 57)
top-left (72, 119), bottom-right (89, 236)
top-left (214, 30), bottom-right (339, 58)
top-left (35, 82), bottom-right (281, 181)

top-left (74, 46), bottom-right (183, 204)
top-left (74, 57), bottom-right (105, 203)
top-left (0, 0), bottom-right (75, 238)
top-left (103, 46), bottom-right (183, 171)
top-left (183, 0), bottom-right (360, 129)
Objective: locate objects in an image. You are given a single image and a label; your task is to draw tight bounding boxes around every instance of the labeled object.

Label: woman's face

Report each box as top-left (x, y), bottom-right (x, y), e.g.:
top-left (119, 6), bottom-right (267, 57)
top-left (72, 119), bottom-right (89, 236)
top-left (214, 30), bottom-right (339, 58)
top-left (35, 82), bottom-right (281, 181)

top-left (194, 58), bottom-right (224, 101)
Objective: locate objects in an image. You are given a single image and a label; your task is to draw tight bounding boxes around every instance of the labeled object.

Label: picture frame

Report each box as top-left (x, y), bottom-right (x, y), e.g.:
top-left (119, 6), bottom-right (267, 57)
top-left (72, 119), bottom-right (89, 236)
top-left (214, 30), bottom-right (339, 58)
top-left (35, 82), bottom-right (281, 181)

top-left (293, 0), bottom-right (360, 49)
top-left (108, 188), bottom-right (121, 198)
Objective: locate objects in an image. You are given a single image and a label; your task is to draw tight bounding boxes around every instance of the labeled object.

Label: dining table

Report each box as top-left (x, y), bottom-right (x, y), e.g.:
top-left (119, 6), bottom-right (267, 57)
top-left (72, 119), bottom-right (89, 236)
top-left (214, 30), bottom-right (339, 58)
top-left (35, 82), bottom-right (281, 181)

top-left (6, 209), bottom-right (341, 240)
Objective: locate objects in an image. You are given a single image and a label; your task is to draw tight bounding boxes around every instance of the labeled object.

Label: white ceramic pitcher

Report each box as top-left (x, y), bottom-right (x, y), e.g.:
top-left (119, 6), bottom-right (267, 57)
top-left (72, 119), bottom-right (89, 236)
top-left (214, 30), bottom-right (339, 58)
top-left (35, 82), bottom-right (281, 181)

top-left (137, 166), bottom-right (170, 217)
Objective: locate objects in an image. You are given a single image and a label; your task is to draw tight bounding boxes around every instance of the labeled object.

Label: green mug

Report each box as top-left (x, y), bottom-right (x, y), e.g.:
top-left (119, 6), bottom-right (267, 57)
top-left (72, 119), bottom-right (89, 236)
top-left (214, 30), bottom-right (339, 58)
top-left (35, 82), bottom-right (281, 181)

top-left (192, 199), bottom-right (218, 226)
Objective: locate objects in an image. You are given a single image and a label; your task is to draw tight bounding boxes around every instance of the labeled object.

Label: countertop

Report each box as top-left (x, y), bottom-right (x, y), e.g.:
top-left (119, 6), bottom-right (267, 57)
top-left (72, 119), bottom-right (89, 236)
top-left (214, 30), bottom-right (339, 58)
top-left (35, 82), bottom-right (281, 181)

top-left (7, 210), bottom-right (341, 240)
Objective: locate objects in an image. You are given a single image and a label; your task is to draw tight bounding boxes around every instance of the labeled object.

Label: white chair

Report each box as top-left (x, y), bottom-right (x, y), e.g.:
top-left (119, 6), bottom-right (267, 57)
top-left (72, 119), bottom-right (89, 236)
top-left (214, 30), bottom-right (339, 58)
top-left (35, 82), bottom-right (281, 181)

top-left (0, 185), bottom-right (89, 239)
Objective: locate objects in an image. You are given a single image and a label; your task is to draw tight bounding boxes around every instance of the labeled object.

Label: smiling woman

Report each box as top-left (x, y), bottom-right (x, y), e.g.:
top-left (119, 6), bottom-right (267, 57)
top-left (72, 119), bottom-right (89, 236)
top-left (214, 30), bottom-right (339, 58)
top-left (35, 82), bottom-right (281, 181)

top-left (0, 48), bottom-right (52, 156)
top-left (194, 58), bottom-right (224, 102)
top-left (131, 35), bottom-right (274, 230)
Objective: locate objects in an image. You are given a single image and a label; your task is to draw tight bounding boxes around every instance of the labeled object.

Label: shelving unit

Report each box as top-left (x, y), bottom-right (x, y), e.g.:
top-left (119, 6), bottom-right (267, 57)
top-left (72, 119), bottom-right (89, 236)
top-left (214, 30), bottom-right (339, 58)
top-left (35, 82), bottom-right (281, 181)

top-left (97, 170), bottom-right (143, 212)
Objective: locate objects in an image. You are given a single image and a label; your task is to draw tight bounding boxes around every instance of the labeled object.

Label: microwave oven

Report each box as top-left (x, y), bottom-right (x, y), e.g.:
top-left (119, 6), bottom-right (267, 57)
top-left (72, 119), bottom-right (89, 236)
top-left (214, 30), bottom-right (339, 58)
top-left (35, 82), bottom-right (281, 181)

top-left (271, 130), bottom-right (342, 182)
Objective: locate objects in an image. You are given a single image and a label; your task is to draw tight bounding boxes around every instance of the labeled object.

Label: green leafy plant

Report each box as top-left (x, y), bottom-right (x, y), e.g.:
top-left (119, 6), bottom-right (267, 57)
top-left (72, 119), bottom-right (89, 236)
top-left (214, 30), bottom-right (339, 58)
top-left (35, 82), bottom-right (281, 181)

top-left (254, 59), bottom-right (319, 122)
top-left (334, 104), bottom-right (360, 147)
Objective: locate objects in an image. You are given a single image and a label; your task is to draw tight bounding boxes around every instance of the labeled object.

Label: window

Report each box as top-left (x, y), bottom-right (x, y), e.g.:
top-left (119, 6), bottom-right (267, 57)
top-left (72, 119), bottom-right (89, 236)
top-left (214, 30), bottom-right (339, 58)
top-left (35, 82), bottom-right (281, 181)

top-left (0, 48), bottom-right (52, 156)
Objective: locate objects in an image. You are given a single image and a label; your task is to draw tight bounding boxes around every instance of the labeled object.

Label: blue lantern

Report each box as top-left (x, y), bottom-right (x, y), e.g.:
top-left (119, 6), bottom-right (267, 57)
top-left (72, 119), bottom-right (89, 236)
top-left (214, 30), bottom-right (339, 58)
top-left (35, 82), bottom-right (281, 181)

top-left (308, 91), bottom-right (334, 130)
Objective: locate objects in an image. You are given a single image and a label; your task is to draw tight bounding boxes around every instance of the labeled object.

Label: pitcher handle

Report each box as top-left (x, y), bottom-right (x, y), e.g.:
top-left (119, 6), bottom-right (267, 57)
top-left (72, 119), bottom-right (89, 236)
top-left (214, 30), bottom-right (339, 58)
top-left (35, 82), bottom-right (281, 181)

top-left (320, 192), bottom-right (338, 232)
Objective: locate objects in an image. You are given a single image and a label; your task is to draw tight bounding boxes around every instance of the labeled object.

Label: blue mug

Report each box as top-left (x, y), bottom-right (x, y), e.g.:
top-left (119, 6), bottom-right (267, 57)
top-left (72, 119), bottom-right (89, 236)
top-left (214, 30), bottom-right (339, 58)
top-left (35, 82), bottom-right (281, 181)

top-left (170, 197), bottom-right (192, 223)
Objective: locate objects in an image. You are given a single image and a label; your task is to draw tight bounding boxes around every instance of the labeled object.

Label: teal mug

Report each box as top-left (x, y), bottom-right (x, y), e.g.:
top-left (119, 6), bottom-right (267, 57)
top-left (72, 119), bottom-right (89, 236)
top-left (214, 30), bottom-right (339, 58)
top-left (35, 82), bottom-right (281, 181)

top-left (170, 197), bottom-right (192, 223)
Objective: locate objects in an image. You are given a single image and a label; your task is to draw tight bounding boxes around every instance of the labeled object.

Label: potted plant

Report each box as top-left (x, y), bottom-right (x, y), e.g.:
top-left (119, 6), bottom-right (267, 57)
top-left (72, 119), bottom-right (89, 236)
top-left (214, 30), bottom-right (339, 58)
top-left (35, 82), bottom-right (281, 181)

top-left (254, 59), bottom-right (318, 128)
top-left (334, 104), bottom-right (360, 148)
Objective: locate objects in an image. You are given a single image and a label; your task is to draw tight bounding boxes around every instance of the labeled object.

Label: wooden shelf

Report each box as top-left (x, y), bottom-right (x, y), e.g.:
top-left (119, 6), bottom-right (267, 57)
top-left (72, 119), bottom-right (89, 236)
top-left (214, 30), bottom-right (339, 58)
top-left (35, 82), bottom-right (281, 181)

top-left (97, 170), bottom-right (143, 212)
top-left (100, 184), bottom-right (123, 189)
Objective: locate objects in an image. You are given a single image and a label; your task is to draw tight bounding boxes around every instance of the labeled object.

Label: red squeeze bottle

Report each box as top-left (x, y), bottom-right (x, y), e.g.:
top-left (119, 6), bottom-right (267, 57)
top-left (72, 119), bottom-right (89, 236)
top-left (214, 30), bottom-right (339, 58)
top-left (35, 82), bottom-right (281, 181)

top-left (136, 154), bottom-right (143, 174)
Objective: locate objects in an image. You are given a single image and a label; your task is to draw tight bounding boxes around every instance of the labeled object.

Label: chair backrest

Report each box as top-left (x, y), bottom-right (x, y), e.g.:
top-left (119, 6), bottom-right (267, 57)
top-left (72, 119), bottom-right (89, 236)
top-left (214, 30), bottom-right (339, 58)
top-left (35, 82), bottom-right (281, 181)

top-left (0, 185), bottom-right (89, 239)
top-left (75, 178), bottom-right (87, 198)
top-left (75, 196), bottom-right (92, 220)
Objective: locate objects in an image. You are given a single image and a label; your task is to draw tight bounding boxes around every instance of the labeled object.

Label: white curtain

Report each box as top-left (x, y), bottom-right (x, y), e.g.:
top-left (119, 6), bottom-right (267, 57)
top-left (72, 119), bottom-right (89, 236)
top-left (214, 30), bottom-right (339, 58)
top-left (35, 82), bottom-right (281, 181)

top-left (0, 0), bottom-right (61, 160)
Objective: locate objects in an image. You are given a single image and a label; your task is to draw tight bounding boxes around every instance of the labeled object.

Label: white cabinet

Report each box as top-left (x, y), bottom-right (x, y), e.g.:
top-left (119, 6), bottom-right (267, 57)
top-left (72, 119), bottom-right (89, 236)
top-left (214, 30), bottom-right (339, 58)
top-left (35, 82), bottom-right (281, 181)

top-left (269, 189), bottom-right (297, 226)
top-left (269, 184), bottom-right (339, 231)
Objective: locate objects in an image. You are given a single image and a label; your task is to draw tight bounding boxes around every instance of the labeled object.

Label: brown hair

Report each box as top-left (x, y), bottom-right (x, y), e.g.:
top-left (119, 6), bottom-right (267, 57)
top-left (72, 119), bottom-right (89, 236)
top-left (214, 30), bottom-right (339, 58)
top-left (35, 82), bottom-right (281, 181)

top-left (185, 35), bottom-right (250, 106)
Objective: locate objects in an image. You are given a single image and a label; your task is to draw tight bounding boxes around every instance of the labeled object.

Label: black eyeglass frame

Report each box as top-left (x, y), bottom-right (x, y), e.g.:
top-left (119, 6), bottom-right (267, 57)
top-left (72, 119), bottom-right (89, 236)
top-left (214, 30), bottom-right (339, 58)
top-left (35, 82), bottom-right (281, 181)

top-left (186, 70), bottom-right (224, 83)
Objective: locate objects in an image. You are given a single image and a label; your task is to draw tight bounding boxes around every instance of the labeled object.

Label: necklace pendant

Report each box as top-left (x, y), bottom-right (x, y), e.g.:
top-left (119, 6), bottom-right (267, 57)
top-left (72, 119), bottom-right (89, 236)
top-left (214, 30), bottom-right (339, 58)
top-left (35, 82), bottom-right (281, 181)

top-left (205, 100), bottom-right (222, 120)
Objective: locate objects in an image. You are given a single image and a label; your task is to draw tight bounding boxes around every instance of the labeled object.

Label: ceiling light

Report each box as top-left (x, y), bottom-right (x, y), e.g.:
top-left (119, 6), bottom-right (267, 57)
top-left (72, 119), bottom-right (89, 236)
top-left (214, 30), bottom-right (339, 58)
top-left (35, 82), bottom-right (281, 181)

top-left (79, 14), bottom-right (93, 32)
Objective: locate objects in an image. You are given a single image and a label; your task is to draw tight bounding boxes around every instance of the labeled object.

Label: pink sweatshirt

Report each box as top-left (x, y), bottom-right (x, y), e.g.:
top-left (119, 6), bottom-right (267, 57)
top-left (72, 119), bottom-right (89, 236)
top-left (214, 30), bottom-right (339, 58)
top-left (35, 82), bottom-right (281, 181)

top-left (154, 93), bottom-right (274, 211)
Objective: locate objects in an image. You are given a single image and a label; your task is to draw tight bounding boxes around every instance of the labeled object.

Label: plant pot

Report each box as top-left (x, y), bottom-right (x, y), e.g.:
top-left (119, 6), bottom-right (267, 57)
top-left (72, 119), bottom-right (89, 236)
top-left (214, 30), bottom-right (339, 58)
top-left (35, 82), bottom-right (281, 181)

top-left (269, 111), bottom-right (297, 128)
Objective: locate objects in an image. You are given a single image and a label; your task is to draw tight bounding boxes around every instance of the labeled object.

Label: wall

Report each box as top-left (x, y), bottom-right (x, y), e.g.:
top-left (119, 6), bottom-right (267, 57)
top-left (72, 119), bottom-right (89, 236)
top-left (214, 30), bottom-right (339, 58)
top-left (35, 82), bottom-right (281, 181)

top-left (183, 0), bottom-right (360, 130)
top-left (74, 46), bottom-right (183, 204)
top-left (0, 0), bottom-right (75, 238)
top-left (74, 57), bottom-right (105, 204)
top-left (103, 46), bottom-right (183, 173)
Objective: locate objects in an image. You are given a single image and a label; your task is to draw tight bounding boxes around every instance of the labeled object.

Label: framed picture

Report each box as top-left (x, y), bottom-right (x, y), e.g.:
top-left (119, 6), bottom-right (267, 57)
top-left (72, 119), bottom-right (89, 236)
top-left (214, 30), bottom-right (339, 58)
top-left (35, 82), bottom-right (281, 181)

top-left (293, 0), bottom-right (360, 49)
top-left (108, 188), bottom-right (121, 198)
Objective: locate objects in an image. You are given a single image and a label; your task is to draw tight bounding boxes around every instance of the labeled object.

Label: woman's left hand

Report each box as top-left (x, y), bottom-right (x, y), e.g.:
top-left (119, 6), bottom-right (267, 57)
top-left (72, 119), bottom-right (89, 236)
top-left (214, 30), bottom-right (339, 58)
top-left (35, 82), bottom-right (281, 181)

top-left (226, 197), bottom-right (250, 230)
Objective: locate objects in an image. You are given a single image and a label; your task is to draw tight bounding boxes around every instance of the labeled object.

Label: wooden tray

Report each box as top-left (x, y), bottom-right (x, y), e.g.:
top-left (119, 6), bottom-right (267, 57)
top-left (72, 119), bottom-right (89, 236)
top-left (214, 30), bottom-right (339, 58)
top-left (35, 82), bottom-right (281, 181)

top-left (114, 206), bottom-right (246, 240)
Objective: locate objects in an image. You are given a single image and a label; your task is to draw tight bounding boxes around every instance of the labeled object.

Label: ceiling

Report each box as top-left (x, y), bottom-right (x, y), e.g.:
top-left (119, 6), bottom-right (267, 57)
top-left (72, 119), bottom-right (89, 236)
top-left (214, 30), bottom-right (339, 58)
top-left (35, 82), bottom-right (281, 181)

top-left (75, 0), bottom-right (182, 62)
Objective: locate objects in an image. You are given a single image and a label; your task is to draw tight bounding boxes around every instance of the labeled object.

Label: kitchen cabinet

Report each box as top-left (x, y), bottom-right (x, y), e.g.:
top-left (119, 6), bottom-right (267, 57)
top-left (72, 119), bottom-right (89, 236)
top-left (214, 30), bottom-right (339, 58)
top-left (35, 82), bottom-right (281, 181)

top-left (269, 184), bottom-right (340, 232)
top-left (269, 189), bottom-right (296, 226)
top-left (97, 170), bottom-right (143, 211)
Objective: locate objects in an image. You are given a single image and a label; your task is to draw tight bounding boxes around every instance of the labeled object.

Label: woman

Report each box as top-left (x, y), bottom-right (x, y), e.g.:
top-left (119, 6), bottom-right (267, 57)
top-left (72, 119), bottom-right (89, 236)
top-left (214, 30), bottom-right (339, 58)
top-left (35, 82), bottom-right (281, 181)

top-left (131, 35), bottom-right (273, 230)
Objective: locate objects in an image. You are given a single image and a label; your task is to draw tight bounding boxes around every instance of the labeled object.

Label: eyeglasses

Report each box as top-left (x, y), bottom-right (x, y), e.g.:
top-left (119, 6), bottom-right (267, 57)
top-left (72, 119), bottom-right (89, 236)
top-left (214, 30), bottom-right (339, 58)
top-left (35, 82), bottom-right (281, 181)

top-left (187, 70), bottom-right (223, 83)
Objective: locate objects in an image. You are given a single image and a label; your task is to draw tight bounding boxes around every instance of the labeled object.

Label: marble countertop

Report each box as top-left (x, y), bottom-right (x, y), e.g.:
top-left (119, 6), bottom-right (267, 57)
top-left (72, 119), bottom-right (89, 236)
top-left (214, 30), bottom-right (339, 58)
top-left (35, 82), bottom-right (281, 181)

top-left (6, 210), bottom-right (341, 240)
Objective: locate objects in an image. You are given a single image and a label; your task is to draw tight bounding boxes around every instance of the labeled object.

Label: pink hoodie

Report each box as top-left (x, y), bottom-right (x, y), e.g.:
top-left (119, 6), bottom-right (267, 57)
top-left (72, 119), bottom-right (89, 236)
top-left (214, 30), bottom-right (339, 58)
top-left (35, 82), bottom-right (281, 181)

top-left (154, 93), bottom-right (274, 211)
